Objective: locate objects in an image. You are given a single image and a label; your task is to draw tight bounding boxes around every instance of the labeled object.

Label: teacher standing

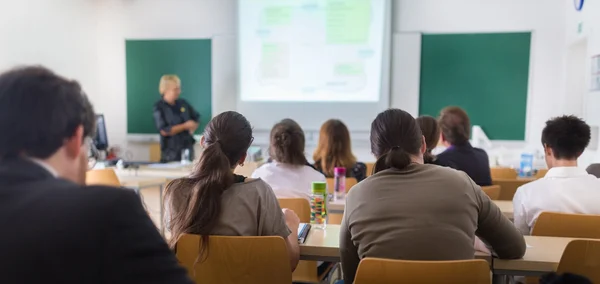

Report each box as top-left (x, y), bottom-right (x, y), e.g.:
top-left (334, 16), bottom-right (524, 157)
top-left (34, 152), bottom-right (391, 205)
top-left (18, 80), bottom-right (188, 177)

top-left (153, 75), bottom-right (200, 163)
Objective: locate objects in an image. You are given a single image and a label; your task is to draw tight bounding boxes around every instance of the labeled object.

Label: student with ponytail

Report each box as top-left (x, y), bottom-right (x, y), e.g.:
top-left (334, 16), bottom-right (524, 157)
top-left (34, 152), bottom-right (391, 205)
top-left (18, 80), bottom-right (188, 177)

top-left (416, 115), bottom-right (444, 165)
top-left (339, 109), bottom-right (525, 283)
top-left (164, 111), bottom-right (300, 271)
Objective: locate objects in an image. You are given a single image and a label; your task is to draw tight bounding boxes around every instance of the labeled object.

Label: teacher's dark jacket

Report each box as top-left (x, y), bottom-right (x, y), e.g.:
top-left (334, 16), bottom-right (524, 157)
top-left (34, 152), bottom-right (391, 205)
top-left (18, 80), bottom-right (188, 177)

top-left (153, 98), bottom-right (200, 162)
top-left (0, 158), bottom-right (193, 284)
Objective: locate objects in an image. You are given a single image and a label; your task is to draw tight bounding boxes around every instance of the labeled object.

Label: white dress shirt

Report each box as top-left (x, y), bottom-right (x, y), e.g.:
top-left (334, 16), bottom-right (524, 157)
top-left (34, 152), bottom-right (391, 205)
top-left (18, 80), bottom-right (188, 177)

top-left (30, 158), bottom-right (59, 177)
top-left (251, 161), bottom-right (326, 201)
top-left (513, 166), bottom-right (600, 235)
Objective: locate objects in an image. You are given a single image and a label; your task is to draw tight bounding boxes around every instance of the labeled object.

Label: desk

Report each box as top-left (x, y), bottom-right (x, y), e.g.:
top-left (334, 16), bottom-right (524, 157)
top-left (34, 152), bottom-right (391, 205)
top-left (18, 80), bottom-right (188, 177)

top-left (300, 225), bottom-right (572, 277)
top-left (329, 199), bottom-right (514, 220)
top-left (299, 225), bottom-right (490, 263)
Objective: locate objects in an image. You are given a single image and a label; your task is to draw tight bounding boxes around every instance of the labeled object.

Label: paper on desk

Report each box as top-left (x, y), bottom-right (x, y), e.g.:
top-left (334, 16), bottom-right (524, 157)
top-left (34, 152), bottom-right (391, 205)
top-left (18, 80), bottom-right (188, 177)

top-left (526, 243), bottom-right (532, 248)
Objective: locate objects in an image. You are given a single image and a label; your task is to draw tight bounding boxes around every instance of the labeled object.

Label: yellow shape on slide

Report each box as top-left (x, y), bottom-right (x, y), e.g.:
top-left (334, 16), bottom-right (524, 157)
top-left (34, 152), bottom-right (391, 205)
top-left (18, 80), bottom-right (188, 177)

top-left (326, 0), bottom-right (371, 44)
top-left (334, 63), bottom-right (364, 76)
top-left (263, 6), bottom-right (292, 26)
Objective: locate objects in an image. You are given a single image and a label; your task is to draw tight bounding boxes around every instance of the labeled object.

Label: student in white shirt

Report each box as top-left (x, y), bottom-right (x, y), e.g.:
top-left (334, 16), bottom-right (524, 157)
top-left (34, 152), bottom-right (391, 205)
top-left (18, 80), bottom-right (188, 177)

top-left (513, 115), bottom-right (600, 235)
top-left (252, 119), bottom-right (326, 200)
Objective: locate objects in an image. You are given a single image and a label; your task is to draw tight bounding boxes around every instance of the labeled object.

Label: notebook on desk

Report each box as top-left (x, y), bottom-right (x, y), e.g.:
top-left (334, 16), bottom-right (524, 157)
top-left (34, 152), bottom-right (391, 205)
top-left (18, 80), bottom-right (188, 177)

top-left (298, 223), bottom-right (311, 244)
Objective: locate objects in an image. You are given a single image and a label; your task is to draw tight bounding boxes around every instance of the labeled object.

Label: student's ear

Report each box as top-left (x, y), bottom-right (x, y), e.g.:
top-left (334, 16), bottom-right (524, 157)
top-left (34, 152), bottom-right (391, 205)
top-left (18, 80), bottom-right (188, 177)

top-left (65, 125), bottom-right (84, 159)
top-left (543, 144), bottom-right (553, 157)
top-left (200, 136), bottom-right (206, 147)
top-left (420, 135), bottom-right (427, 154)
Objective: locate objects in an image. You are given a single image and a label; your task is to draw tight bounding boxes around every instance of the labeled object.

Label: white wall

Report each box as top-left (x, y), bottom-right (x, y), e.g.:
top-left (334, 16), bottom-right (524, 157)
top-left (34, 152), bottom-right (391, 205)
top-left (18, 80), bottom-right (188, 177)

top-left (0, 0), bottom-right (98, 97)
top-left (565, 0), bottom-right (600, 165)
top-left (95, 0), bottom-right (237, 159)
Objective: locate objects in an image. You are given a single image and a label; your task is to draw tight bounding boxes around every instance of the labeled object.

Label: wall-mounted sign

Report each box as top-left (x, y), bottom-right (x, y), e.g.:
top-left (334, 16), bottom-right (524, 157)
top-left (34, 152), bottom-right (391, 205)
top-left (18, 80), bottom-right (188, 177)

top-left (574, 0), bottom-right (585, 11)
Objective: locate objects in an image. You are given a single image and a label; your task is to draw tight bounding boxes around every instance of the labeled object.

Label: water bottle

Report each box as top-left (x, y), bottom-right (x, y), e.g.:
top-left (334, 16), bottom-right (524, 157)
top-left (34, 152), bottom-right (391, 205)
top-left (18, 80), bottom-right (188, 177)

top-left (519, 152), bottom-right (534, 178)
top-left (181, 149), bottom-right (191, 165)
top-left (334, 167), bottom-right (346, 200)
top-left (310, 182), bottom-right (328, 229)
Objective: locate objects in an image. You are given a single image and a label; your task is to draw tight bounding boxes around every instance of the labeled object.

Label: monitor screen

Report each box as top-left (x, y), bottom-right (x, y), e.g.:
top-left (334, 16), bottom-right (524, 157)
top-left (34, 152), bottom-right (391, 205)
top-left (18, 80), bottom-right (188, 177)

top-left (94, 114), bottom-right (109, 151)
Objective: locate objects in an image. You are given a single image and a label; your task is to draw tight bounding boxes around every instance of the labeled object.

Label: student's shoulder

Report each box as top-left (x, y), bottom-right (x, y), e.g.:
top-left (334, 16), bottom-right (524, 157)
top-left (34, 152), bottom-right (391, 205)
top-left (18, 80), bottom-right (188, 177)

top-left (472, 147), bottom-right (490, 158)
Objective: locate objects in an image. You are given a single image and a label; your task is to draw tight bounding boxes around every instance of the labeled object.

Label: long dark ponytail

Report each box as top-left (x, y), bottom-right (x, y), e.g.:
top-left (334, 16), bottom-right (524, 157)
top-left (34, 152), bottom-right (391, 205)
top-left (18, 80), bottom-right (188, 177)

top-left (371, 109), bottom-right (423, 174)
top-left (164, 111), bottom-right (253, 260)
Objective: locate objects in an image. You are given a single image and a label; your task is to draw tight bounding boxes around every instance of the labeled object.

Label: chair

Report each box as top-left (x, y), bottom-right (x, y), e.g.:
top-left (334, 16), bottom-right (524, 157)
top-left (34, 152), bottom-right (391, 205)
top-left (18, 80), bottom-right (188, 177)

top-left (277, 198), bottom-right (332, 283)
top-left (491, 167), bottom-right (518, 179)
top-left (531, 212), bottom-right (600, 238)
top-left (366, 162), bottom-right (375, 177)
top-left (234, 161), bottom-right (261, 177)
top-left (354, 258), bottom-right (490, 284)
top-left (176, 234), bottom-right (291, 284)
top-left (326, 177), bottom-right (358, 194)
top-left (493, 178), bottom-right (535, 200)
top-left (557, 240), bottom-right (600, 283)
top-left (481, 185), bottom-right (501, 200)
top-left (86, 168), bottom-right (121, 187)
top-left (149, 142), bottom-right (161, 162)
top-left (535, 168), bottom-right (548, 179)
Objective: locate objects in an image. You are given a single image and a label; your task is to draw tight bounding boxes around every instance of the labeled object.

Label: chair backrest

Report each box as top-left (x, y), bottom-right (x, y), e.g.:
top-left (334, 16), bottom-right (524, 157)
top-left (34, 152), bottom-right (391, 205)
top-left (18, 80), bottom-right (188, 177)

top-left (557, 240), bottom-right (600, 283)
top-left (234, 162), bottom-right (261, 177)
top-left (535, 168), bottom-right (548, 179)
top-left (354, 258), bottom-right (490, 284)
top-left (493, 178), bottom-right (534, 200)
top-left (366, 162), bottom-right (375, 177)
top-left (481, 185), bottom-right (501, 200)
top-left (491, 167), bottom-right (518, 179)
top-left (176, 234), bottom-right (292, 284)
top-left (278, 198), bottom-right (311, 223)
top-left (532, 212), bottom-right (600, 238)
top-left (326, 177), bottom-right (358, 194)
top-left (86, 168), bottom-right (121, 187)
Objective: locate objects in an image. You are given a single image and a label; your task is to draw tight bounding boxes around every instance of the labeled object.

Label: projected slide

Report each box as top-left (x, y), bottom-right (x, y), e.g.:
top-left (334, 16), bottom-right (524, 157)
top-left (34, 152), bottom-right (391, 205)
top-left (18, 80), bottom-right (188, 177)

top-left (239, 0), bottom-right (386, 102)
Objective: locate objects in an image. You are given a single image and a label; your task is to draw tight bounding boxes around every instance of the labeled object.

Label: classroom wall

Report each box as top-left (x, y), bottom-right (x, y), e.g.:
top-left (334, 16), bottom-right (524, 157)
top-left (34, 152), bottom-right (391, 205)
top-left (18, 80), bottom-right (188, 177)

top-left (0, 0), bottom-right (98, 98)
top-left (393, 0), bottom-right (567, 151)
top-left (565, 0), bottom-right (600, 164)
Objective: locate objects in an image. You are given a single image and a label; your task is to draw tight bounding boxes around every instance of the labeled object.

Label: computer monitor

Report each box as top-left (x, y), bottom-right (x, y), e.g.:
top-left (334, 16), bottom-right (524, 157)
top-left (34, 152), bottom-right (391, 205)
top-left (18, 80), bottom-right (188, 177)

top-left (94, 114), bottom-right (109, 151)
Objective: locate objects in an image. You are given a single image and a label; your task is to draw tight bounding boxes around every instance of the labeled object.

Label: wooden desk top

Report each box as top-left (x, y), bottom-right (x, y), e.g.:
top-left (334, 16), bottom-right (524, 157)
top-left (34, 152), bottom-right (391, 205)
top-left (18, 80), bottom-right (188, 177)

top-left (494, 236), bottom-right (577, 274)
top-left (329, 199), bottom-right (514, 220)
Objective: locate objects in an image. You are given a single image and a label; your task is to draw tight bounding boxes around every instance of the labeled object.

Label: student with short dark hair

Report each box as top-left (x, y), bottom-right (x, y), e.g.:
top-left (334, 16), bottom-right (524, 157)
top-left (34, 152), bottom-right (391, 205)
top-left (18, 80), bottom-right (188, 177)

top-left (513, 115), bottom-right (600, 235)
top-left (340, 108), bottom-right (525, 284)
top-left (313, 119), bottom-right (367, 181)
top-left (164, 111), bottom-right (300, 271)
top-left (252, 118), bottom-right (326, 200)
top-left (436, 106), bottom-right (492, 186)
top-left (0, 66), bottom-right (192, 283)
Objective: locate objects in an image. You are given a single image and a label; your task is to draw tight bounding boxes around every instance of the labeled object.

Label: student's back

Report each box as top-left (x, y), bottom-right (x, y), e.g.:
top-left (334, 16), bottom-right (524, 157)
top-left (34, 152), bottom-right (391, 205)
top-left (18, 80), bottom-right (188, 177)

top-left (437, 107), bottom-right (492, 186)
top-left (340, 109), bottom-right (525, 283)
top-left (0, 66), bottom-right (191, 284)
top-left (436, 143), bottom-right (492, 185)
top-left (252, 119), bottom-right (325, 200)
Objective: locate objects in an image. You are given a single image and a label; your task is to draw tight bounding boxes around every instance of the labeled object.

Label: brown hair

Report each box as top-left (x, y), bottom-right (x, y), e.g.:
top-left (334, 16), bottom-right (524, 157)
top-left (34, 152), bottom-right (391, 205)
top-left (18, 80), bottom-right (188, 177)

top-left (416, 115), bottom-right (440, 163)
top-left (371, 109), bottom-right (423, 174)
top-left (439, 106), bottom-right (471, 145)
top-left (269, 119), bottom-right (307, 166)
top-left (164, 111), bottom-right (253, 259)
top-left (313, 119), bottom-right (357, 176)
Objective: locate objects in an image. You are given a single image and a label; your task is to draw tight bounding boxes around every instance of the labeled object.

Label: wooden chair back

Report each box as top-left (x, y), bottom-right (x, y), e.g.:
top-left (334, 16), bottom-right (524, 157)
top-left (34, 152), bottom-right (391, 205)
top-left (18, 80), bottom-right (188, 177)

top-left (354, 258), bottom-right (490, 284)
top-left (176, 234), bottom-right (291, 284)
top-left (532, 212), bottom-right (600, 238)
top-left (557, 240), bottom-right (600, 283)
top-left (234, 162), bottom-right (261, 177)
top-left (535, 169), bottom-right (548, 179)
top-left (491, 167), bottom-right (518, 179)
top-left (149, 142), bottom-right (161, 162)
top-left (278, 198), bottom-right (310, 223)
top-left (493, 178), bottom-right (535, 200)
top-left (86, 168), bottom-right (121, 187)
top-left (326, 177), bottom-right (358, 194)
top-left (481, 185), bottom-right (501, 200)
top-left (366, 162), bottom-right (375, 177)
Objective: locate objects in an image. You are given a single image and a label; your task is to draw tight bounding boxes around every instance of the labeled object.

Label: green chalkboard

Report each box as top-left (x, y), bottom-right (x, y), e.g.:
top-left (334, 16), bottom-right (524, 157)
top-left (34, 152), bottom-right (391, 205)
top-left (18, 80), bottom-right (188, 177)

top-left (126, 39), bottom-right (212, 134)
top-left (419, 32), bottom-right (531, 140)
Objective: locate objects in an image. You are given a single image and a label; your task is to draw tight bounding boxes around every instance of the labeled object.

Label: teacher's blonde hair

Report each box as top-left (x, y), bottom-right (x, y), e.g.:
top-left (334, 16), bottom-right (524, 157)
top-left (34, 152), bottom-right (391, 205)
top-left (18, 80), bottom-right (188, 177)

top-left (159, 75), bottom-right (181, 95)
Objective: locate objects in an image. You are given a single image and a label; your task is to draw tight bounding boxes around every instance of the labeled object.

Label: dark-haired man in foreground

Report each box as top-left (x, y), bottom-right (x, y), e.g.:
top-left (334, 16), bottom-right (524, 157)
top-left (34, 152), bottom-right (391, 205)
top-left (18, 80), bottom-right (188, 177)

top-left (513, 115), bottom-right (600, 235)
top-left (0, 66), bottom-right (192, 284)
